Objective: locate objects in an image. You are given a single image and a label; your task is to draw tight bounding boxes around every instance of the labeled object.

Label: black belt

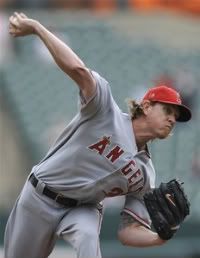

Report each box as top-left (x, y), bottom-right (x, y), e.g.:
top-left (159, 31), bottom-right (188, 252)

top-left (29, 174), bottom-right (78, 207)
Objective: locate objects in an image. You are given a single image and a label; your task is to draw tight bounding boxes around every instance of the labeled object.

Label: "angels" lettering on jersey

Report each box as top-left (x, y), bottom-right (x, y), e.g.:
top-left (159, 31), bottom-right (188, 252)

top-left (88, 136), bottom-right (145, 196)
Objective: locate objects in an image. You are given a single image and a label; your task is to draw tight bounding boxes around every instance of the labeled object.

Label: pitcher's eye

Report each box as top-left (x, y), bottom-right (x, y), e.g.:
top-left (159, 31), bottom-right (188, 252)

top-left (163, 106), bottom-right (172, 115)
top-left (163, 105), bottom-right (180, 120)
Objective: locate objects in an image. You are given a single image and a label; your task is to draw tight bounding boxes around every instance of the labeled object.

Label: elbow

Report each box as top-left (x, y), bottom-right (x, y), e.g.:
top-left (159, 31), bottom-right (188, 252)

top-left (156, 237), bottom-right (168, 246)
top-left (117, 225), bottom-right (167, 248)
top-left (117, 223), bottom-right (145, 247)
top-left (58, 56), bottom-right (86, 78)
top-left (117, 229), bottom-right (131, 246)
top-left (69, 65), bottom-right (89, 82)
top-left (71, 65), bottom-right (87, 76)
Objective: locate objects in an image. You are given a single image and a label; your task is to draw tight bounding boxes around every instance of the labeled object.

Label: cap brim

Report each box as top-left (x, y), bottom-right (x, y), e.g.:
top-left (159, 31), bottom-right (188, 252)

top-left (176, 104), bottom-right (192, 122)
top-left (154, 100), bottom-right (192, 122)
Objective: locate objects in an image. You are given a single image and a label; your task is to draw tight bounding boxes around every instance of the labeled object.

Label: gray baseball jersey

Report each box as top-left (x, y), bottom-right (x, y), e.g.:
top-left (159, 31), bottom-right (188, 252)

top-left (5, 71), bottom-right (156, 258)
top-left (32, 71), bottom-right (155, 228)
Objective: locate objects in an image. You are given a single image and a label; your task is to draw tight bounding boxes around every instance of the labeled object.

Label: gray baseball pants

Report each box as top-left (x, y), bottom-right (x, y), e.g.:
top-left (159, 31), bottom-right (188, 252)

top-left (4, 179), bottom-right (103, 258)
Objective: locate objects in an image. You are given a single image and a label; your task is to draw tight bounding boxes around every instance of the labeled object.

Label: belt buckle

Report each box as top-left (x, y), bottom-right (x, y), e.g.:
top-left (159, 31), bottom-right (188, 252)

top-left (55, 193), bottom-right (64, 202)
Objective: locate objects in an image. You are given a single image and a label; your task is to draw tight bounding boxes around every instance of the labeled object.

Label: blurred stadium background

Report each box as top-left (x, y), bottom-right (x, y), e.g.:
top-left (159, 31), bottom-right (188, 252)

top-left (0, 0), bottom-right (200, 257)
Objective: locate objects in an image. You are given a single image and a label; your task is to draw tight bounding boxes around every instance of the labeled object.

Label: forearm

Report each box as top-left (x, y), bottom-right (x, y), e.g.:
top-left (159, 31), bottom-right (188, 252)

top-left (9, 12), bottom-right (96, 98)
top-left (33, 21), bottom-right (85, 77)
top-left (118, 223), bottom-right (166, 247)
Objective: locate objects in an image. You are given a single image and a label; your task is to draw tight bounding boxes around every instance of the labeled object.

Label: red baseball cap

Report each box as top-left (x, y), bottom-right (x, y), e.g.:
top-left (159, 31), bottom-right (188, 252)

top-left (142, 85), bottom-right (192, 122)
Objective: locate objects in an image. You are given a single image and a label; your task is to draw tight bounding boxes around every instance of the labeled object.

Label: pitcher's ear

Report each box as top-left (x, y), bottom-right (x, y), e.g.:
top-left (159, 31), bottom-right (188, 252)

top-left (141, 100), bottom-right (153, 115)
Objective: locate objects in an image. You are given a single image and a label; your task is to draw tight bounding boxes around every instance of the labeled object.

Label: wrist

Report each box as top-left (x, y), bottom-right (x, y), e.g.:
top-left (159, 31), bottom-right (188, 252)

top-left (32, 20), bottom-right (42, 35)
top-left (157, 235), bottom-right (168, 246)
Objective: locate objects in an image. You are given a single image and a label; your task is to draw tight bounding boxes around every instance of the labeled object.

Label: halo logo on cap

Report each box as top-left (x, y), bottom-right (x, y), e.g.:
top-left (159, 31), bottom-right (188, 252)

top-left (176, 93), bottom-right (181, 104)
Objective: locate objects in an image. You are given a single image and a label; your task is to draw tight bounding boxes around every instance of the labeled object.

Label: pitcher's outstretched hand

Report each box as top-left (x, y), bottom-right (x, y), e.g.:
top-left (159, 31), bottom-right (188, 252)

top-left (9, 12), bottom-right (38, 37)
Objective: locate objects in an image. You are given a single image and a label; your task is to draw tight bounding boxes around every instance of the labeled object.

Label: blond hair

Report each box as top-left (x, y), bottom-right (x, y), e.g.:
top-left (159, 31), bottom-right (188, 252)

top-left (126, 99), bottom-right (144, 120)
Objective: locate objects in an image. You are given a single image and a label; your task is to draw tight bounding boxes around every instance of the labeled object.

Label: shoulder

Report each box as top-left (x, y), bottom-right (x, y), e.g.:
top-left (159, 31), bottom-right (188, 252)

top-left (90, 70), bottom-right (110, 88)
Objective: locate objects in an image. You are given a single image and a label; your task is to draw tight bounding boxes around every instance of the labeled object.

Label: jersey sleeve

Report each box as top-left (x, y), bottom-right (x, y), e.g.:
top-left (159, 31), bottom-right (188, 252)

top-left (78, 70), bottom-right (117, 119)
top-left (122, 194), bottom-right (151, 229)
top-left (122, 156), bottom-right (156, 228)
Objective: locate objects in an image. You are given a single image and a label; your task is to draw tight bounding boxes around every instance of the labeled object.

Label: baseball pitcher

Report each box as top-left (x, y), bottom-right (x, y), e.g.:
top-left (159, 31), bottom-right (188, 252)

top-left (5, 12), bottom-right (191, 258)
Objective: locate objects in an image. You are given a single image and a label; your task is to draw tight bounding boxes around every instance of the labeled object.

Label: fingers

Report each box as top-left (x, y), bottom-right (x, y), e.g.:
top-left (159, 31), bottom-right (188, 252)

top-left (9, 22), bottom-right (19, 36)
top-left (9, 12), bottom-right (33, 37)
top-left (9, 12), bottom-right (27, 37)
top-left (9, 15), bottom-right (18, 36)
top-left (9, 27), bottom-right (24, 37)
top-left (14, 12), bottom-right (28, 19)
top-left (9, 12), bottom-right (27, 26)
top-left (9, 29), bottom-right (19, 37)
top-left (14, 12), bottom-right (22, 21)
top-left (20, 12), bottom-right (27, 19)
top-left (9, 15), bottom-right (19, 27)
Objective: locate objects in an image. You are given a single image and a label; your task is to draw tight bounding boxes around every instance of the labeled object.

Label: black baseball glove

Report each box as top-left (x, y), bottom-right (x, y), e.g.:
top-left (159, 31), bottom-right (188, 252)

top-left (143, 179), bottom-right (190, 240)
